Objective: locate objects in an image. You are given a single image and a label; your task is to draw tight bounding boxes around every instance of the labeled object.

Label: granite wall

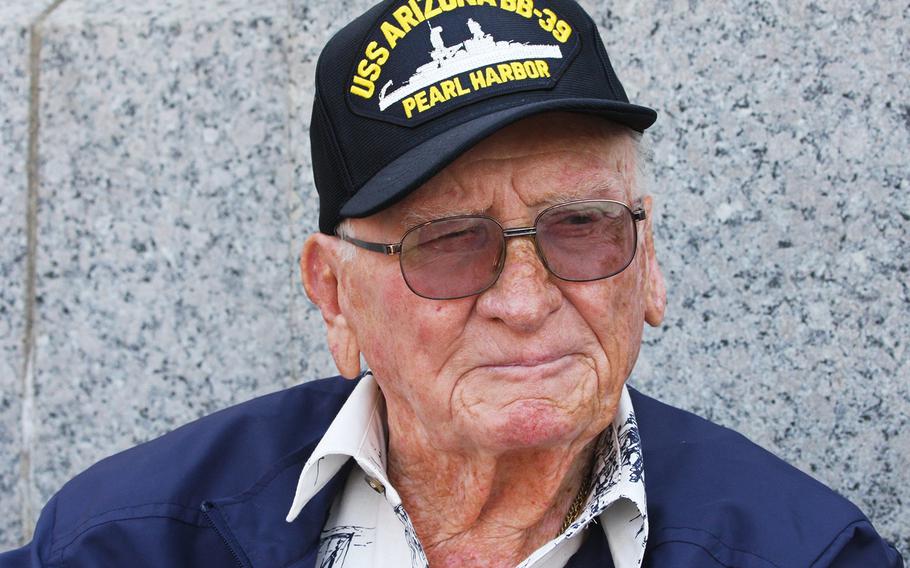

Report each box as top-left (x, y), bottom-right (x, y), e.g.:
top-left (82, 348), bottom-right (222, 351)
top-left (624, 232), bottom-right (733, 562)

top-left (1, 0), bottom-right (907, 556)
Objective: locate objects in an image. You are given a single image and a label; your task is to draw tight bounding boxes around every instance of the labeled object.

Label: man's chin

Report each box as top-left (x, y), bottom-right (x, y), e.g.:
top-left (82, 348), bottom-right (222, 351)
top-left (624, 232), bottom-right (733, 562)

top-left (472, 400), bottom-right (589, 451)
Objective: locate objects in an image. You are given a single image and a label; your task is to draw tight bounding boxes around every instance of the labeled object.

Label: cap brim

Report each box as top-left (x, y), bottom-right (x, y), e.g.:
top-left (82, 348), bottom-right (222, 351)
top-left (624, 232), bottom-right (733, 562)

top-left (339, 98), bottom-right (656, 220)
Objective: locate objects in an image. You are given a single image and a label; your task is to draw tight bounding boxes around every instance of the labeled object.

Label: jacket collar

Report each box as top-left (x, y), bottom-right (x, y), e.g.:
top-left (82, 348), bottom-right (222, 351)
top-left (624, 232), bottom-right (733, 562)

top-left (203, 450), bottom-right (613, 568)
top-left (202, 423), bottom-right (354, 567)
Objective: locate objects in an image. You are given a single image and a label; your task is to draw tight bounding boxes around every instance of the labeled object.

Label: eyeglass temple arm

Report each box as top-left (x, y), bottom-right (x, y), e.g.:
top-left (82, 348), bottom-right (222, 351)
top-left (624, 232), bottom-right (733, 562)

top-left (337, 234), bottom-right (402, 255)
top-left (631, 199), bottom-right (647, 222)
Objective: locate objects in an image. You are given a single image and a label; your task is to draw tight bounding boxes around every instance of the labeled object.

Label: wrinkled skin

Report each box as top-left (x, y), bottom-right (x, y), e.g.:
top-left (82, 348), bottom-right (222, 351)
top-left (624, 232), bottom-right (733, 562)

top-left (302, 112), bottom-right (666, 567)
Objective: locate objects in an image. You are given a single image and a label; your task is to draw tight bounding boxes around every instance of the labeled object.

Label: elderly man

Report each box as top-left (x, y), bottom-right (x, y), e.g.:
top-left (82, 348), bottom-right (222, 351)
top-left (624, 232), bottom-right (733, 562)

top-left (1, 0), bottom-right (903, 567)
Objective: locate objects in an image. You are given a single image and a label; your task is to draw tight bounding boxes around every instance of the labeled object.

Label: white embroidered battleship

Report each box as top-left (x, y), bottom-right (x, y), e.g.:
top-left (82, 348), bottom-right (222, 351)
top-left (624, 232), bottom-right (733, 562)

top-left (378, 18), bottom-right (562, 111)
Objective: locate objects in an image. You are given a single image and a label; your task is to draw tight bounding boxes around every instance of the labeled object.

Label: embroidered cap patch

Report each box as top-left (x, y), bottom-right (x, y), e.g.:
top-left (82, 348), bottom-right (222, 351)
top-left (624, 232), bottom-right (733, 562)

top-left (347, 0), bottom-right (581, 126)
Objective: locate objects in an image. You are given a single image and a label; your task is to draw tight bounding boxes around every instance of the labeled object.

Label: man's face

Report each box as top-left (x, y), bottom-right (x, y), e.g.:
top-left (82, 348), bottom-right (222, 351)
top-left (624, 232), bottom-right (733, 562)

top-left (309, 113), bottom-right (665, 455)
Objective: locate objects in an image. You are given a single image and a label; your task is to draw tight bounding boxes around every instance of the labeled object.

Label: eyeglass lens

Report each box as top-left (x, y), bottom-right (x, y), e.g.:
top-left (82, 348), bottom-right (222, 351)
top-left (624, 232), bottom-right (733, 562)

top-left (399, 200), bottom-right (636, 300)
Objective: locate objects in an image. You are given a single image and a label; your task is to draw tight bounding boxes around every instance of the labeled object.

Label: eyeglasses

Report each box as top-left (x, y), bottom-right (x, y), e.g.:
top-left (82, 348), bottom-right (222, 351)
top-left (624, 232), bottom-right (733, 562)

top-left (338, 199), bottom-right (646, 300)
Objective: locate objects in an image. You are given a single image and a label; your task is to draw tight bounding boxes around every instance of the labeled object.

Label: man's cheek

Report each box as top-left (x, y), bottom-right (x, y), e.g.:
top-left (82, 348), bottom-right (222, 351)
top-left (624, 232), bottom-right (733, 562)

top-left (415, 319), bottom-right (435, 348)
top-left (372, 275), bottom-right (412, 322)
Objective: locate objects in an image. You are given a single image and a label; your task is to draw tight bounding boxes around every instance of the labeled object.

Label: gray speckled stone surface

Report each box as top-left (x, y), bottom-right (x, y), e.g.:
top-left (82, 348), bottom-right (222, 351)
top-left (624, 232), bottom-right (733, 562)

top-left (30, 0), bottom-right (311, 534)
top-left (0, 0), bottom-right (906, 558)
top-left (605, 0), bottom-right (910, 554)
top-left (285, 1), bottom-right (373, 386)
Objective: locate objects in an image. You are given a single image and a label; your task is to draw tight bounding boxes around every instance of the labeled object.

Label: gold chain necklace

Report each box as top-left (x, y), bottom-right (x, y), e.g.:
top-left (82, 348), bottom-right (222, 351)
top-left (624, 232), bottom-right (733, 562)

top-left (558, 469), bottom-right (594, 536)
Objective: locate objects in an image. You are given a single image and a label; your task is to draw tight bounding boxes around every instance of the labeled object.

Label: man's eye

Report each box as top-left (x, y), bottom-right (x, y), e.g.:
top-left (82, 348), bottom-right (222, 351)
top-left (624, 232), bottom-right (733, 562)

top-left (562, 214), bottom-right (599, 225)
top-left (547, 211), bottom-right (606, 232)
top-left (421, 225), bottom-right (488, 250)
top-left (439, 228), bottom-right (477, 240)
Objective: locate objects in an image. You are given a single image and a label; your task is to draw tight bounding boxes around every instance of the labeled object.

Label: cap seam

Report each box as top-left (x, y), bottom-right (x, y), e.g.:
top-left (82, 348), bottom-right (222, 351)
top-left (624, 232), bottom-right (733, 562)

top-left (315, 88), bottom-right (356, 199)
top-left (586, 12), bottom-right (627, 102)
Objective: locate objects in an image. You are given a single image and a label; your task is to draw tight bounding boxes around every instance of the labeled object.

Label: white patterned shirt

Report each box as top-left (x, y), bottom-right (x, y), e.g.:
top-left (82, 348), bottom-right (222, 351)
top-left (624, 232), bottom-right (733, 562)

top-left (287, 372), bottom-right (648, 568)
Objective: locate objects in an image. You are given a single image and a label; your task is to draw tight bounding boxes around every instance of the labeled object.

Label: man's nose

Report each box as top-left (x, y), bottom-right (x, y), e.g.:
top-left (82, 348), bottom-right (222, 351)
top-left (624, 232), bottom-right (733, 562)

top-left (474, 238), bottom-right (561, 332)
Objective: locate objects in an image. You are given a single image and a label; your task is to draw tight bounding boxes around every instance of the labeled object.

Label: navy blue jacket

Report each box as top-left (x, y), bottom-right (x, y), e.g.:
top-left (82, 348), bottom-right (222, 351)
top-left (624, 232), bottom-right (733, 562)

top-left (1, 377), bottom-right (903, 567)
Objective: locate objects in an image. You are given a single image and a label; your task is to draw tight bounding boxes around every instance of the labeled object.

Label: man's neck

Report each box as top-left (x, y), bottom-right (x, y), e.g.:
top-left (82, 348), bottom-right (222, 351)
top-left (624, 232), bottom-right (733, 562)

top-left (387, 424), bottom-right (600, 568)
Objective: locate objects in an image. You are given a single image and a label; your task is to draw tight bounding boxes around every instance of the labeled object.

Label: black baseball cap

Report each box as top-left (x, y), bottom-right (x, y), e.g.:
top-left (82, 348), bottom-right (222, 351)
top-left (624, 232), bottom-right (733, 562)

top-left (311, 0), bottom-right (657, 234)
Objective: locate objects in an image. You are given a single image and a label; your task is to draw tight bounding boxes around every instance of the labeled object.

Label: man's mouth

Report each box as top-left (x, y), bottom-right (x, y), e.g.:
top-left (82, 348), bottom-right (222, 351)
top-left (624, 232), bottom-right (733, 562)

top-left (477, 353), bottom-right (576, 379)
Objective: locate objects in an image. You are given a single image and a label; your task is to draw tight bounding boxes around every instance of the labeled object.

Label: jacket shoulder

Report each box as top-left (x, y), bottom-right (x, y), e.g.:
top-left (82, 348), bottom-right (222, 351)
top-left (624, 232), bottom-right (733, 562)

top-left (9, 376), bottom-right (356, 565)
top-left (630, 388), bottom-right (901, 567)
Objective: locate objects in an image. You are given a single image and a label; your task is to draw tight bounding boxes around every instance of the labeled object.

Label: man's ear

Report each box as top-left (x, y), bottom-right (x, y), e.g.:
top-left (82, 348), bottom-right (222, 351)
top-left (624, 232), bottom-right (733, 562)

top-left (640, 196), bottom-right (667, 327)
top-left (301, 233), bottom-right (362, 379)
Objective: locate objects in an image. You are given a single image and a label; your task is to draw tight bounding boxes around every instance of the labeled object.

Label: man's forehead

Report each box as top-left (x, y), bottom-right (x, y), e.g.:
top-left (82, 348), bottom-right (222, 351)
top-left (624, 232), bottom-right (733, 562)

top-left (375, 115), bottom-right (639, 226)
top-left (405, 155), bottom-right (629, 216)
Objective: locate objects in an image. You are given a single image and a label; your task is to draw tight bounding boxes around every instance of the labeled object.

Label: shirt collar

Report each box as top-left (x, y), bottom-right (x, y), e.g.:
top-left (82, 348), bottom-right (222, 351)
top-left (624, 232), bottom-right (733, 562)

top-left (570, 385), bottom-right (648, 567)
top-left (286, 372), bottom-right (399, 522)
top-left (287, 372), bottom-right (648, 568)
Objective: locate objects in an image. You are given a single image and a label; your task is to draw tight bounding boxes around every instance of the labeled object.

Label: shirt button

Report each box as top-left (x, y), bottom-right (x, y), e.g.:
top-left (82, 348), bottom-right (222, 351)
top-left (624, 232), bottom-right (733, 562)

top-left (365, 476), bottom-right (386, 494)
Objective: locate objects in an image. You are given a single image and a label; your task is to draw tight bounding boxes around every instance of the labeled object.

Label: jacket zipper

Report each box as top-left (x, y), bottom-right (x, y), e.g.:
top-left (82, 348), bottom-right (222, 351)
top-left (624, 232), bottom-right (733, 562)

top-left (201, 501), bottom-right (248, 568)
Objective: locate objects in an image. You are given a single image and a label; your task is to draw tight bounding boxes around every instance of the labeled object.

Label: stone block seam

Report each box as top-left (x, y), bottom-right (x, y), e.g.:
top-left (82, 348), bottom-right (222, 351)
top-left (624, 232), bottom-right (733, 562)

top-left (20, 0), bottom-right (68, 545)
